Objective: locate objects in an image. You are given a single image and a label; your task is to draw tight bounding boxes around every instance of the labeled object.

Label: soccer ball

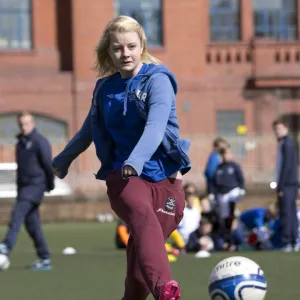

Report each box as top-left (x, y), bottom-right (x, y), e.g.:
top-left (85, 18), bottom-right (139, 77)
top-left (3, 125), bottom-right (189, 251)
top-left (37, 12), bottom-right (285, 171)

top-left (208, 256), bottom-right (267, 300)
top-left (0, 254), bottom-right (10, 271)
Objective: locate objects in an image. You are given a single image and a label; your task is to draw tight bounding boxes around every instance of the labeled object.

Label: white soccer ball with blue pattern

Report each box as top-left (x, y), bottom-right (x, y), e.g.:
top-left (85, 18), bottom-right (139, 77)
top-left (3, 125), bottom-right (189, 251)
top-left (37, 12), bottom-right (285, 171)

top-left (208, 256), bottom-right (267, 300)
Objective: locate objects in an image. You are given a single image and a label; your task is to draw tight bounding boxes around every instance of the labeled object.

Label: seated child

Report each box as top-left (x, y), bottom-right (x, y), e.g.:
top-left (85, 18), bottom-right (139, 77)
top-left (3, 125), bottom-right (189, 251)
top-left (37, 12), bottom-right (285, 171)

top-left (115, 219), bottom-right (184, 261)
top-left (177, 194), bottom-right (201, 244)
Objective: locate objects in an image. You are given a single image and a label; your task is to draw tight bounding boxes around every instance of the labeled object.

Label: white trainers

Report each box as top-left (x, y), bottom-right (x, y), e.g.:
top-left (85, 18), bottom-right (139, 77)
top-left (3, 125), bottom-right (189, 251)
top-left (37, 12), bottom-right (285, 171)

top-left (0, 243), bottom-right (8, 255)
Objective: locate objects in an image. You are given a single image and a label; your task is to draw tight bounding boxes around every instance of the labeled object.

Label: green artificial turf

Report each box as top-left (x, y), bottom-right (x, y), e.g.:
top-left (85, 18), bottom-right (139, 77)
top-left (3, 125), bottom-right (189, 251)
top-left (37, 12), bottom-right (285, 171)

top-left (0, 222), bottom-right (299, 300)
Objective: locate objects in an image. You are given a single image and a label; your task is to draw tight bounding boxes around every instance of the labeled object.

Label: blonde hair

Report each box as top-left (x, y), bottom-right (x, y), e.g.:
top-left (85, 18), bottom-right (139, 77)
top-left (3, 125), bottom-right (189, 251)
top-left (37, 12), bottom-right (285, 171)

top-left (94, 15), bottom-right (161, 77)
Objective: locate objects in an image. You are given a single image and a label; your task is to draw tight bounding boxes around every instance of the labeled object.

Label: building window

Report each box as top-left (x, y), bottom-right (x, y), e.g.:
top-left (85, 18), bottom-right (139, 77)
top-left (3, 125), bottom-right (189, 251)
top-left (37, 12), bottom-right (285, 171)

top-left (114, 0), bottom-right (163, 47)
top-left (253, 0), bottom-right (297, 40)
top-left (0, 0), bottom-right (32, 50)
top-left (210, 0), bottom-right (240, 41)
top-left (0, 113), bottom-right (68, 144)
top-left (216, 110), bottom-right (245, 157)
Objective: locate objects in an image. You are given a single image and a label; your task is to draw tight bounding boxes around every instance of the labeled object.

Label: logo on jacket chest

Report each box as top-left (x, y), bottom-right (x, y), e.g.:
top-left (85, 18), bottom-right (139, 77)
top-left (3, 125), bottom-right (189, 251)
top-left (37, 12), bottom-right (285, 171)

top-left (227, 167), bottom-right (234, 175)
top-left (217, 167), bottom-right (235, 176)
top-left (19, 139), bottom-right (33, 150)
top-left (136, 89), bottom-right (147, 102)
top-left (26, 141), bottom-right (33, 149)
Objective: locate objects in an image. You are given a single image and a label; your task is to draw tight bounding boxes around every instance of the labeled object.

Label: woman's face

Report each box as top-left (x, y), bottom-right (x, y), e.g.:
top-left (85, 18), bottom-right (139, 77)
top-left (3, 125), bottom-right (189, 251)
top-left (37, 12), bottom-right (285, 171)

top-left (108, 31), bottom-right (143, 78)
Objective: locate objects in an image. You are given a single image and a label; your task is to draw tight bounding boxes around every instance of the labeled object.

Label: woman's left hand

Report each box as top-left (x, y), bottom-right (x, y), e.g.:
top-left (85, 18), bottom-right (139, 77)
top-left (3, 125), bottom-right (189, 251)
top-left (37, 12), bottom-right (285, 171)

top-left (122, 165), bottom-right (137, 178)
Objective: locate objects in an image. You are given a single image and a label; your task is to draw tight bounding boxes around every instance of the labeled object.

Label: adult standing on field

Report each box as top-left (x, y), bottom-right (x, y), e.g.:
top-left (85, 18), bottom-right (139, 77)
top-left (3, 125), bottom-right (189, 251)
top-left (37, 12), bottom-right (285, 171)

top-left (273, 117), bottom-right (299, 252)
top-left (52, 15), bottom-right (191, 300)
top-left (204, 137), bottom-right (228, 195)
top-left (0, 112), bottom-right (54, 270)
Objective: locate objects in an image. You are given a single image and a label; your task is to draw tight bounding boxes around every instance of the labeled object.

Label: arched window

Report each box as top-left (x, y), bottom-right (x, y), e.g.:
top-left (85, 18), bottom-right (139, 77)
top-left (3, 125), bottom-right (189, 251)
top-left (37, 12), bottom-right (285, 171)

top-left (0, 113), bottom-right (68, 144)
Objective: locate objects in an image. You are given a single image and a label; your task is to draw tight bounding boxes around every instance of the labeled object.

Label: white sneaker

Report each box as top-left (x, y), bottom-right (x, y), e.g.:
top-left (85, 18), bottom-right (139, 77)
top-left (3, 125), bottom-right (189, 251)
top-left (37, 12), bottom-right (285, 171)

top-left (282, 244), bottom-right (293, 253)
top-left (0, 243), bottom-right (8, 255)
top-left (195, 250), bottom-right (211, 258)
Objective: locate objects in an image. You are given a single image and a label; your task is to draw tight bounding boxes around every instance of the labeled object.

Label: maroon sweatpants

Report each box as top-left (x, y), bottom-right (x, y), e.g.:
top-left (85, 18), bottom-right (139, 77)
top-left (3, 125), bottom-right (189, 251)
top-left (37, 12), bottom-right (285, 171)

top-left (106, 170), bottom-right (185, 300)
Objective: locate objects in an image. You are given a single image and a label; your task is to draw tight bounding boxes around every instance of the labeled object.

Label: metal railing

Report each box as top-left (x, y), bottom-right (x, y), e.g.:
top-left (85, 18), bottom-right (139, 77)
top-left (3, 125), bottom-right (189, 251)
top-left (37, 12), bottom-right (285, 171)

top-left (0, 133), bottom-right (294, 195)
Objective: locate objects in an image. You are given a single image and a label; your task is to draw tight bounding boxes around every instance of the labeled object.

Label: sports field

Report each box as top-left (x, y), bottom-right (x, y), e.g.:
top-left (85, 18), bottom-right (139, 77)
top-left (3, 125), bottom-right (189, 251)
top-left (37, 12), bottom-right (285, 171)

top-left (1, 222), bottom-right (299, 300)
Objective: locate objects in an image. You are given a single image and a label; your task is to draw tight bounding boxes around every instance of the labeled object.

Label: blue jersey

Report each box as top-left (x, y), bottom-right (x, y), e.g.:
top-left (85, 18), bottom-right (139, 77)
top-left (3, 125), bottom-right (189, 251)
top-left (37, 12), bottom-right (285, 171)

top-left (53, 64), bottom-right (191, 182)
top-left (101, 65), bottom-right (146, 171)
top-left (240, 208), bottom-right (268, 230)
top-left (101, 64), bottom-right (180, 181)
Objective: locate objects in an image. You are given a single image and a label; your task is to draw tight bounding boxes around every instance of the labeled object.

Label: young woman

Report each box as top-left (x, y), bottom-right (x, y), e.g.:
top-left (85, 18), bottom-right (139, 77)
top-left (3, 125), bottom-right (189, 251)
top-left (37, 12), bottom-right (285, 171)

top-left (52, 16), bottom-right (191, 300)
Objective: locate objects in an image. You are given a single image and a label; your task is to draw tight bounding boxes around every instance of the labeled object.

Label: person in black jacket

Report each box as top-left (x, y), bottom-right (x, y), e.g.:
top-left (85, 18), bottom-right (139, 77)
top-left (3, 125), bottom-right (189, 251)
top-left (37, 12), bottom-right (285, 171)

top-left (186, 217), bottom-right (217, 253)
top-left (273, 117), bottom-right (299, 252)
top-left (211, 146), bottom-right (245, 245)
top-left (0, 112), bottom-right (54, 270)
top-left (211, 146), bottom-right (245, 220)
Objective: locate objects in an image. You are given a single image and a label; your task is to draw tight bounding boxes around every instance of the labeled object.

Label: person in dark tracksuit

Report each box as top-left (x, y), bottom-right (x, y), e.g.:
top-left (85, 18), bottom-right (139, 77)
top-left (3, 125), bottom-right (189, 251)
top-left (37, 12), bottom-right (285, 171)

top-left (204, 137), bottom-right (227, 195)
top-left (211, 146), bottom-right (245, 247)
top-left (211, 147), bottom-right (245, 220)
top-left (273, 118), bottom-right (299, 252)
top-left (0, 112), bottom-right (54, 270)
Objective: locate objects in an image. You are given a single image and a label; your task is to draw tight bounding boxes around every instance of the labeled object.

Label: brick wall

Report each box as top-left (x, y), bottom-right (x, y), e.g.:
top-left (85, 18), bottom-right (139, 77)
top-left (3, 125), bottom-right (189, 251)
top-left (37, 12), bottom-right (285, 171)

top-left (1, 0), bottom-right (300, 194)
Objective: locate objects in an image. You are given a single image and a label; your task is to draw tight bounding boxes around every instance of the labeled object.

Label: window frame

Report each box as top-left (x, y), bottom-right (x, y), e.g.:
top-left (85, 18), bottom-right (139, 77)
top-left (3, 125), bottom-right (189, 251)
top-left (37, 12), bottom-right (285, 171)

top-left (0, 0), bottom-right (33, 51)
top-left (114, 0), bottom-right (164, 48)
top-left (253, 0), bottom-right (298, 41)
top-left (210, 0), bottom-right (241, 42)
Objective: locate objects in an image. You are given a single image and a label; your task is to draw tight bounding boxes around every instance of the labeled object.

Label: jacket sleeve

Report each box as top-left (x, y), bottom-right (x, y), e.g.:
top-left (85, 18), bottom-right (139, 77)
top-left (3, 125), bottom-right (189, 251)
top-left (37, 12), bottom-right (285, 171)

top-left (204, 152), bottom-right (220, 180)
top-left (210, 172), bottom-right (218, 195)
top-left (52, 79), bottom-right (106, 179)
top-left (234, 163), bottom-right (245, 189)
top-left (37, 137), bottom-right (55, 191)
top-left (277, 139), bottom-right (293, 191)
top-left (52, 80), bottom-right (106, 179)
top-left (52, 109), bottom-right (93, 179)
top-left (123, 73), bottom-right (173, 176)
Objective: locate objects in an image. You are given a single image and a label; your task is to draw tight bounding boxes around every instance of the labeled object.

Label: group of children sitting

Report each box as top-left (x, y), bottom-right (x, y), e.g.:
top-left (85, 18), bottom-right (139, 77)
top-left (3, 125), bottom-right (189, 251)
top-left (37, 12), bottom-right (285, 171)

top-left (114, 141), bottom-right (300, 258)
top-left (115, 186), bottom-right (300, 260)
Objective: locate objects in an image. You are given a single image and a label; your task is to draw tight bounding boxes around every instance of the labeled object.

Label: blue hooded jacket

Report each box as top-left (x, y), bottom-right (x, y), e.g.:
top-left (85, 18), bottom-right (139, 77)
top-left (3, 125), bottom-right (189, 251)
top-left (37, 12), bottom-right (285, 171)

top-left (52, 64), bottom-right (191, 181)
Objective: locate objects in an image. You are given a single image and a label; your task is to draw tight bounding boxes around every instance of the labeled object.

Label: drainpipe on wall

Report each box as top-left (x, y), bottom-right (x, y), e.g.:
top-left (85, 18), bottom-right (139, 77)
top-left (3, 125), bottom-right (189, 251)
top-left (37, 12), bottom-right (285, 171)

top-left (71, 70), bottom-right (79, 192)
top-left (275, 89), bottom-right (281, 117)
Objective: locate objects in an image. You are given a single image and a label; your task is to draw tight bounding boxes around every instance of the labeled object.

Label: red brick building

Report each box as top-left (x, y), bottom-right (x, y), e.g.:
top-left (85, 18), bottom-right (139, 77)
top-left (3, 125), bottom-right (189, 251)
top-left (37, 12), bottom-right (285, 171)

top-left (1, 0), bottom-right (300, 192)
